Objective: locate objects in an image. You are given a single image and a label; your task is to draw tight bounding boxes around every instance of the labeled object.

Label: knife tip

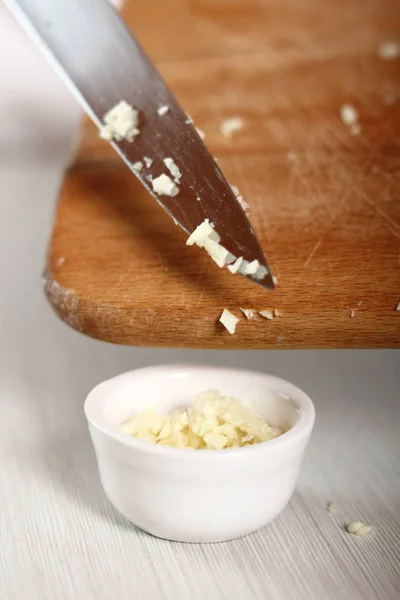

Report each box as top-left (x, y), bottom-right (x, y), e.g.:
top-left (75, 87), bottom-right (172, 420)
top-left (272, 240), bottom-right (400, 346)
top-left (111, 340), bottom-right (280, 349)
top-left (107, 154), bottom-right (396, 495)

top-left (247, 271), bottom-right (276, 290)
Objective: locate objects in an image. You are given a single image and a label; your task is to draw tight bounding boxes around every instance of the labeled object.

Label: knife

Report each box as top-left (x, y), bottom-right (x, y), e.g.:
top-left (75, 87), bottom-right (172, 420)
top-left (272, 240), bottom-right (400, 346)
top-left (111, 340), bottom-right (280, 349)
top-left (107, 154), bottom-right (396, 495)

top-left (4, 0), bottom-right (274, 289)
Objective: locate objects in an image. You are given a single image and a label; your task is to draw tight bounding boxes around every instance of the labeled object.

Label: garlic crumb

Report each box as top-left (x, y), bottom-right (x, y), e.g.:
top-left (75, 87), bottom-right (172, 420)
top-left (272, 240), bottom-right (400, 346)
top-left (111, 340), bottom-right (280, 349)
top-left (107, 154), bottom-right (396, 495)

top-left (396, 301), bottom-right (400, 311)
top-left (259, 310), bottom-right (273, 320)
top-left (237, 196), bottom-right (250, 212)
top-left (237, 259), bottom-right (267, 280)
top-left (340, 104), bottom-right (358, 126)
top-left (228, 256), bottom-right (243, 274)
top-left (219, 116), bottom-right (245, 138)
top-left (340, 104), bottom-right (362, 136)
top-left (255, 265), bottom-right (268, 280)
top-left (132, 161), bottom-right (143, 172)
top-left (186, 219), bottom-right (217, 246)
top-left (244, 259), bottom-right (260, 275)
top-left (186, 222), bottom-right (265, 277)
top-left (152, 174), bottom-right (179, 197)
top-left (163, 157), bottom-right (182, 183)
top-left (350, 308), bottom-right (356, 318)
top-left (230, 185), bottom-right (249, 212)
top-left (346, 522), bottom-right (373, 537)
top-left (377, 40), bottom-right (400, 60)
top-left (144, 156), bottom-right (153, 168)
top-left (219, 309), bottom-right (239, 334)
top-left (274, 309), bottom-right (282, 317)
top-left (204, 239), bottom-right (232, 267)
top-left (186, 220), bottom-right (238, 268)
top-left (100, 101), bottom-right (140, 142)
top-left (240, 308), bottom-right (254, 319)
top-left (157, 105), bottom-right (169, 116)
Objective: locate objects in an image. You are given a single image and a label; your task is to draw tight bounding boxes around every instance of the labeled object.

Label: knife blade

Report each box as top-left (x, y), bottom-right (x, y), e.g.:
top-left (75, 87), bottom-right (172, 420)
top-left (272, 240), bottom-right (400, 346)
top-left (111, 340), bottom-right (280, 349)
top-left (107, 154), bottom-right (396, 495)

top-left (4, 0), bottom-right (274, 289)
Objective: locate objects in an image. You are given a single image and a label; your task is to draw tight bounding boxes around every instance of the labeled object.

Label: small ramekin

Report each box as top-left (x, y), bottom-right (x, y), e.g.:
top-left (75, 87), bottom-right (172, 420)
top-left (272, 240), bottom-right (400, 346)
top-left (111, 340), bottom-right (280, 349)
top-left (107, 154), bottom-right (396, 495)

top-left (84, 364), bottom-right (315, 543)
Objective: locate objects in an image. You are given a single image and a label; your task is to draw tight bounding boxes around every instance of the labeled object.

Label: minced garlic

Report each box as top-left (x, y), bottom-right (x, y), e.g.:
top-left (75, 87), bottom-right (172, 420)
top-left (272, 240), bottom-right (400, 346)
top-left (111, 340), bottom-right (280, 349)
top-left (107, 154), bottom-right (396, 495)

top-left (186, 220), bottom-right (234, 267)
top-left (186, 220), bottom-right (267, 279)
top-left (230, 185), bottom-right (249, 212)
top-left (219, 116), bottom-right (245, 137)
top-left (346, 522), bottom-right (373, 537)
top-left (100, 101), bottom-right (140, 142)
top-left (244, 259), bottom-right (260, 275)
top-left (163, 157), bottom-right (182, 183)
top-left (205, 238), bottom-right (233, 267)
top-left (237, 196), bottom-right (250, 212)
top-left (227, 256), bottom-right (243, 274)
top-left (259, 310), bottom-right (273, 320)
top-left (340, 104), bottom-right (362, 135)
top-left (186, 219), bottom-right (218, 246)
top-left (219, 308), bottom-right (239, 334)
top-left (132, 161), bottom-right (143, 172)
top-left (340, 104), bottom-right (358, 126)
top-left (152, 174), bottom-right (179, 197)
top-left (119, 390), bottom-right (282, 450)
top-left (377, 41), bottom-right (400, 60)
top-left (240, 308), bottom-right (254, 319)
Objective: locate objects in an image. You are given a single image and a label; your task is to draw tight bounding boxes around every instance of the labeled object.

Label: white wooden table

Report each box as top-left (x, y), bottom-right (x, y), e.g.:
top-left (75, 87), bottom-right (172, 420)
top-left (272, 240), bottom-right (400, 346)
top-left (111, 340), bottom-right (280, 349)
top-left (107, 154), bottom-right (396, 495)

top-left (0, 6), bottom-right (399, 599)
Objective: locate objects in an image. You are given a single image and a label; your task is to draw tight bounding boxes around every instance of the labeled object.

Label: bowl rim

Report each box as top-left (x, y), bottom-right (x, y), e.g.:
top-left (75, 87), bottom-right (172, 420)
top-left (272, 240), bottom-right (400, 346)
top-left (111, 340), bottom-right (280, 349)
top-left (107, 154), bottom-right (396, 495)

top-left (84, 364), bottom-right (315, 460)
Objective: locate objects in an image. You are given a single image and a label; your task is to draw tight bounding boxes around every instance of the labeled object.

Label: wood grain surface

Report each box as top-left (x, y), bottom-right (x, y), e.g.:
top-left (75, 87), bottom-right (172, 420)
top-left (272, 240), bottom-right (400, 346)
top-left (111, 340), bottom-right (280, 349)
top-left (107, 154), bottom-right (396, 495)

top-left (45, 0), bottom-right (400, 348)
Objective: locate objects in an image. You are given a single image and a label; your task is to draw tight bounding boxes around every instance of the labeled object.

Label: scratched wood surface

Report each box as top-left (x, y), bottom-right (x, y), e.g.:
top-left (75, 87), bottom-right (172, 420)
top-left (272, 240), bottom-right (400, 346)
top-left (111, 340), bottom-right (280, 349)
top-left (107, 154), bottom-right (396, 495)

top-left (44, 0), bottom-right (400, 348)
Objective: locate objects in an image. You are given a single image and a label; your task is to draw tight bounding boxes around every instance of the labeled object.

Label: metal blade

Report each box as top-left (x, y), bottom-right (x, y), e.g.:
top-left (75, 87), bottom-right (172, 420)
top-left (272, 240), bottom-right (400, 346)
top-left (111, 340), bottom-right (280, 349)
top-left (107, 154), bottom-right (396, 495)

top-left (4, 0), bottom-right (274, 289)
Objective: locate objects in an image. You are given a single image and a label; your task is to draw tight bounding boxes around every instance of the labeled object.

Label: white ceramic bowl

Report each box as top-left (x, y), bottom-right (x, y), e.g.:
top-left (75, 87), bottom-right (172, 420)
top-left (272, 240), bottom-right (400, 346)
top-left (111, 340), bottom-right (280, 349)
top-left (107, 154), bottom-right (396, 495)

top-left (84, 364), bottom-right (315, 543)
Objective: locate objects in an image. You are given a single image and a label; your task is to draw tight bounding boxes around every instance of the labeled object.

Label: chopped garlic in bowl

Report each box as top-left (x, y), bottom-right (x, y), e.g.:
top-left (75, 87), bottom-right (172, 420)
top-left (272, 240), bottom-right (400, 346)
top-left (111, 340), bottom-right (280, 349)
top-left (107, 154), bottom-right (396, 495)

top-left (119, 390), bottom-right (282, 449)
top-left (84, 364), bottom-right (315, 543)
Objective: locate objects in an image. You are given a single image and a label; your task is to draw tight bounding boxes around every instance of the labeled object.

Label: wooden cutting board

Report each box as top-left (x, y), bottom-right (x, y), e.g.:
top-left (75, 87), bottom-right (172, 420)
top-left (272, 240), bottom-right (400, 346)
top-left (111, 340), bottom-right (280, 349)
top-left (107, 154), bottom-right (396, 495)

top-left (44, 0), bottom-right (400, 348)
